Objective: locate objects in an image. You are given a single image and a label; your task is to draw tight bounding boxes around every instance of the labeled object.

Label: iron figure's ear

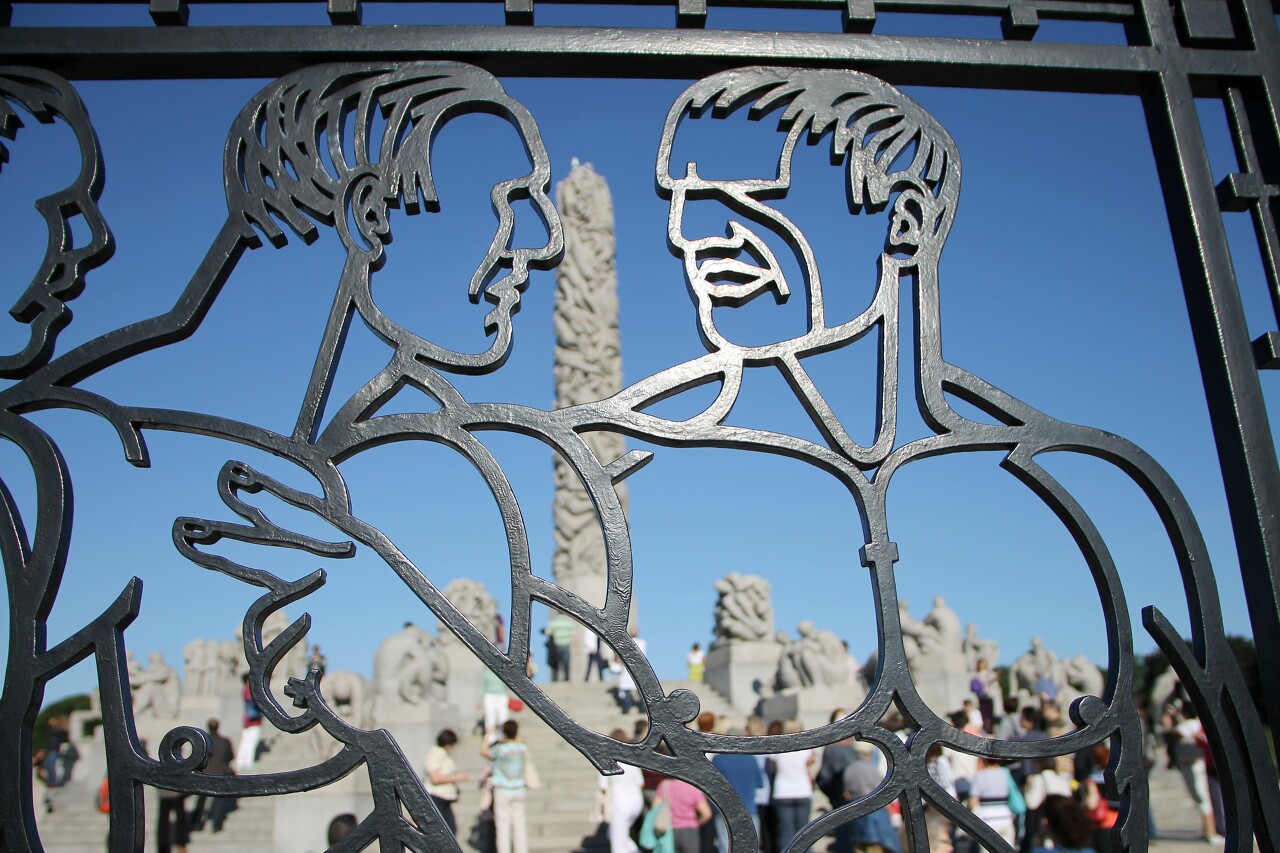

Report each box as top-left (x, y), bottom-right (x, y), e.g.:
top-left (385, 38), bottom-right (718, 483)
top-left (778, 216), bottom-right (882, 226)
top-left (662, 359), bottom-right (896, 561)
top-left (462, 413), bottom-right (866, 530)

top-left (887, 192), bottom-right (925, 256)
top-left (341, 168), bottom-right (393, 259)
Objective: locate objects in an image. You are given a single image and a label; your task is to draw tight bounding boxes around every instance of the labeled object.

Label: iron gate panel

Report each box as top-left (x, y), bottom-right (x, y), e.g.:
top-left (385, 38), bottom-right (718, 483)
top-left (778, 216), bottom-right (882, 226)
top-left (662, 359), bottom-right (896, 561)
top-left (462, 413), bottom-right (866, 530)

top-left (0, 2), bottom-right (1278, 852)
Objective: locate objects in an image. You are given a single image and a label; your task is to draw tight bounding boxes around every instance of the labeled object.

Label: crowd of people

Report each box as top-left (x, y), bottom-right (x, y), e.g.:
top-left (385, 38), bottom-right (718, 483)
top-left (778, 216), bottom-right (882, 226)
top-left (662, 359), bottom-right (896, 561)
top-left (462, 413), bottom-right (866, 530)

top-left (570, 701), bottom-right (1136, 853)
top-left (439, 621), bottom-right (1227, 853)
top-left (426, 719), bottom-right (538, 853)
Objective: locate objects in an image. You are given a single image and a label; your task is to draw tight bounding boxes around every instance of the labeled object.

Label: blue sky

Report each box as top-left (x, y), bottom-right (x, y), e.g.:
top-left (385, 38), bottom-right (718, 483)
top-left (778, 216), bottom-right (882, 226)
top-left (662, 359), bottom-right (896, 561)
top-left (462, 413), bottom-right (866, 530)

top-left (3, 5), bottom-right (1277, 717)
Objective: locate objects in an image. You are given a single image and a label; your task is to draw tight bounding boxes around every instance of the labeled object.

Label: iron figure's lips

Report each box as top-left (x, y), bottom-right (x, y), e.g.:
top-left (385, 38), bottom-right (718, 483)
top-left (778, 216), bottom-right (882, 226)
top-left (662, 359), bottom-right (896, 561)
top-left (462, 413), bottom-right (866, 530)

top-left (692, 258), bottom-right (786, 306)
top-left (472, 258), bottom-right (529, 307)
top-left (689, 221), bottom-right (789, 307)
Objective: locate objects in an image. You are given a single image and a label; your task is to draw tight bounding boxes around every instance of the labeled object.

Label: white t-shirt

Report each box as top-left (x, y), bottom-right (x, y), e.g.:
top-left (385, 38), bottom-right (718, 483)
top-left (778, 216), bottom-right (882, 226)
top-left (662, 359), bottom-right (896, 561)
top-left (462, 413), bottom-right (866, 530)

top-left (618, 638), bottom-right (645, 691)
top-left (770, 749), bottom-right (814, 800)
top-left (687, 649), bottom-right (705, 666)
top-left (600, 762), bottom-right (645, 808)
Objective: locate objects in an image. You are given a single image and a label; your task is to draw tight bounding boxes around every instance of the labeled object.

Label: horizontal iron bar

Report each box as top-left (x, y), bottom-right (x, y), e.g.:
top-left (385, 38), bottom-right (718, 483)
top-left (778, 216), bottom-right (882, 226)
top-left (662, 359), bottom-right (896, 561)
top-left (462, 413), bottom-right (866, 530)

top-left (6, 0), bottom-right (1140, 19)
top-left (1, 25), bottom-right (1268, 86)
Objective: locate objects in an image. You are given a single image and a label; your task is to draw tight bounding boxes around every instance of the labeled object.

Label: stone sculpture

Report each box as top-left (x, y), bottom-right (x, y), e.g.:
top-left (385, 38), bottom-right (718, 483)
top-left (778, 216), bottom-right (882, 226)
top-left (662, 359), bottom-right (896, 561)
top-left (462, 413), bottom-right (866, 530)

top-left (900, 596), bottom-right (965, 665)
top-left (1061, 654), bottom-right (1105, 705)
top-left (131, 651), bottom-right (181, 720)
top-left (321, 670), bottom-right (372, 728)
top-left (219, 638), bottom-right (244, 692)
top-left (925, 597), bottom-right (964, 652)
top-left (372, 623), bottom-right (445, 716)
top-left (775, 620), bottom-right (849, 690)
top-left (963, 623), bottom-right (1000, 673)
top-left (552, 161), bottom-right (628, 589)
top-left (438, 578), bottom-right (499, 646)
top-left (712, 572), bottom-right (775, 644)
top-left (896, 598), bottom-right (973, 714)
top-left (705, 572), bottom-right (780, 713)
top-left (1011, 636), bottom-right (1063, 702)
top-left (763, 620), bottom-right (866, 728)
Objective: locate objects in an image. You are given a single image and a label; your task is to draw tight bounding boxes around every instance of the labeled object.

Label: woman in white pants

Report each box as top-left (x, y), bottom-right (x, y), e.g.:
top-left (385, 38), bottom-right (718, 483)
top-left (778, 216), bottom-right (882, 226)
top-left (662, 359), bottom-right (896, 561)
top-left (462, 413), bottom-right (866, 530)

top-left (600, 728), bottom-right (645, 853)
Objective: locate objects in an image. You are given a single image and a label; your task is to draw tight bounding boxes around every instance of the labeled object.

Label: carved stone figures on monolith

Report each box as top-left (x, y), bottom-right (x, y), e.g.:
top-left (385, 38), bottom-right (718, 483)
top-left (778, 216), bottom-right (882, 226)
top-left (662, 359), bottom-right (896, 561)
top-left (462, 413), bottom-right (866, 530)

top-left (551, 162), bottom-right (632, 676)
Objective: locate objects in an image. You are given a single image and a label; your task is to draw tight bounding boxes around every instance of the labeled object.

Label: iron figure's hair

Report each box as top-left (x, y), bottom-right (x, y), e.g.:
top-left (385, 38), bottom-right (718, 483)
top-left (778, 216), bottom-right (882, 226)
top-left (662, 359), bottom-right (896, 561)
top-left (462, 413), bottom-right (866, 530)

top-left (661, 67), bottom-right (960, 223)
top-left (225, 62), bottom-right (525, 250)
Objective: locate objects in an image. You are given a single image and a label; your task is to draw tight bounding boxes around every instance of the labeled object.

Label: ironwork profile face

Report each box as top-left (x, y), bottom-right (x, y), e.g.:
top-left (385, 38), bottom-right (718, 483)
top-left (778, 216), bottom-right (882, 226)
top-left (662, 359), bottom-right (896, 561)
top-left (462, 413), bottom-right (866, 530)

top-left (0, 71), bottom-right (113, 379)
top-left (226, 63), bottom-right (564, 375)
top-left (656, 68), bottom-right (958, 362)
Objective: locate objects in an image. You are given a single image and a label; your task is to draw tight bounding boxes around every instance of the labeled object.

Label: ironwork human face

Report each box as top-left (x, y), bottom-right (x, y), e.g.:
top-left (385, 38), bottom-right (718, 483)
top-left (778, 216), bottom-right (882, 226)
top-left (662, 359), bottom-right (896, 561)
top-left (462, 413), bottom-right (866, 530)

top-left (660, 136), bottom-right (821, 356)
top-left (355, 100), bottom-right (564, 374)
top-left (659, 117), bottom-right (927, 358)
top-left (0, 73), bottom-right (112, 379)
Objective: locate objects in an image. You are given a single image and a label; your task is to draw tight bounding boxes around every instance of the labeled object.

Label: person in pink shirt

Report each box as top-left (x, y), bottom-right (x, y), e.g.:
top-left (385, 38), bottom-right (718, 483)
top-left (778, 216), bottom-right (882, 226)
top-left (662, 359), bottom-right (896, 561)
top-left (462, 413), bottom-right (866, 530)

top-left (655, 777), bottom-right (712, 853)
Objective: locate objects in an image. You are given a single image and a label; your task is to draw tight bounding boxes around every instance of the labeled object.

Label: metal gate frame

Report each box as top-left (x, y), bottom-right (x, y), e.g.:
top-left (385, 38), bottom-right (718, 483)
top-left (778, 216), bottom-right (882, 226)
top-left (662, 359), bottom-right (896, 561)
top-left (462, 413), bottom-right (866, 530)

top-left (1, 1), bottom-right (1278, 851)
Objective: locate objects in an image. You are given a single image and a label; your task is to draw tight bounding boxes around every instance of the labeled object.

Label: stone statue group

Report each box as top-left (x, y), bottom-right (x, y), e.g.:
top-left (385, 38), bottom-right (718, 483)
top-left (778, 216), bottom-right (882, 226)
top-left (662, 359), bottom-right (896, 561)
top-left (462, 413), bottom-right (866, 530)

top-left (709, 570), bottom-right (1101, 725)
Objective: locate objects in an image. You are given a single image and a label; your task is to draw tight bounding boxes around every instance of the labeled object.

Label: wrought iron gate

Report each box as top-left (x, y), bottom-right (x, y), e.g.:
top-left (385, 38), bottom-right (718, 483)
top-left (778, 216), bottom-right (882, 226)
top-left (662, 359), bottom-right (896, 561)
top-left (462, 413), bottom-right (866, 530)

top-left (1, 1), bottom-right (1278, 852)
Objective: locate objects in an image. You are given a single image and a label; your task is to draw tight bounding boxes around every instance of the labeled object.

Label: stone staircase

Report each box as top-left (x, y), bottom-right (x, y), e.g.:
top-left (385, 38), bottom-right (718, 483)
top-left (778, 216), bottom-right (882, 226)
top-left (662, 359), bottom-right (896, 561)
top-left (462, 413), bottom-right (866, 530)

top-left (32, 679), bottom-right (739, 853)
top-left (33, 785), bottom-right (275, 853)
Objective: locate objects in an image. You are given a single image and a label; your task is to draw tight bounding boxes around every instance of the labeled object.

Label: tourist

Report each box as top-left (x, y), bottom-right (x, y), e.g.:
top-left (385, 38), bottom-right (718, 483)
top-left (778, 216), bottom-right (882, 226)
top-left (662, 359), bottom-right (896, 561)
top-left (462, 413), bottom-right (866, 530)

top-left (965, 756), bottom-right (1016, 847)
top-left (970, 659), bottom-right (997, 734)
top-left (654, 773), bottom-right (713, 853)
top-left (768, 719), bottom-right (816, 849)
top-left (841, 741), bottom-right (899, 853)
top-left (926, 810), bottom-right (954, 853)
top-left (156, 788), bottom-right (190, 853)
top-left (746, 716), bottom-right (775, 853)
top-left (962, 699), bottom-right (984, 735)
top-left (711, 727), bottom-right (765, 851)
top-left (816, 709), bottom-right (856, 853)
top-left (1020, 758), bottom-right (1071, 853)
top-left (424, 728), bottom-right (468, 837)
top-left (687, 643), bottom-right (705, 682)
top-left (944, 712), bottom-right (978, 802)
top-left (1012, 707), bottom-right (1046, 787)
top-left (191, 718), bottom-right (236, 833)
top-left (236, 674), bottom-right (263, 771)
top-left (482, 720), bottom-right (532, 853)
top-left (546, 611), bottom-right (576, 682)
top-left (543, 626), bottom-right (560, 680)
top-left (1080, 745), bottom-right (1120, 852)
top-left (1031, 796), bottom-right (1096, 853)
top-left (481, 666), bottom-right (510, 737)
top-left (694, 712), bottom-right (719, 851)
top-left (307, 644), bottom-right (327, 675)
top-left (585, 631), bottom-right (608, 681)
top-left (1171, 705), bottom-right (1222, 843)
top-left (993, 698), bottom-right (1021, 742)
top-left (42, 714), bottom-right (69, 788)
top-left (327, 813), bottom-right (358, 846)
top-left (925, 743), bottom-right (956, 801)
top-left (599, 729), bottom-right (646, 853)
top-left (1040, 703), bottom-right (1073, 780)
top-left (617, 626), bottom-right (646, 714)
top-left (641, 737), bottom-right (671, 810)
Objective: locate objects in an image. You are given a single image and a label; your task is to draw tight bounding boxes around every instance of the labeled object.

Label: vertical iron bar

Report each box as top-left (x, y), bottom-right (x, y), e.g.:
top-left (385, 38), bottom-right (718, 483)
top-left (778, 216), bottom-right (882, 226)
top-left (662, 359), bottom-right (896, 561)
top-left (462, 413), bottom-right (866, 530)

top-left (1141, 0), bottom-right (1280, 736)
